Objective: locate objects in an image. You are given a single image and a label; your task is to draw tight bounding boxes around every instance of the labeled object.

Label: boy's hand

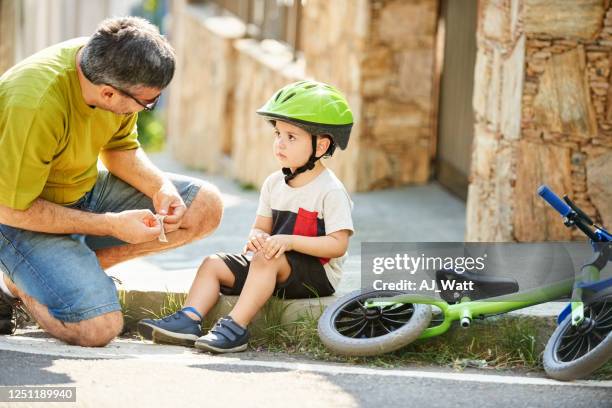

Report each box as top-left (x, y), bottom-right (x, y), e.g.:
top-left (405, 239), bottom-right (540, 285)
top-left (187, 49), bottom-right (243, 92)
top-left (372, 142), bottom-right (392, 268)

top-left (243, 231), bottom-right (270, 254)
top-left (262, 234), bottom-right (294, 259)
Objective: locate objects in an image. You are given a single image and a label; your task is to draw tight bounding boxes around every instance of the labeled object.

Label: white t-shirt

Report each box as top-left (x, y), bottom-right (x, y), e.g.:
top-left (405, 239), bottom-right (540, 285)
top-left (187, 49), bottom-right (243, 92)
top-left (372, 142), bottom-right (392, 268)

top-left (256, 168), bottom-right (354, 289)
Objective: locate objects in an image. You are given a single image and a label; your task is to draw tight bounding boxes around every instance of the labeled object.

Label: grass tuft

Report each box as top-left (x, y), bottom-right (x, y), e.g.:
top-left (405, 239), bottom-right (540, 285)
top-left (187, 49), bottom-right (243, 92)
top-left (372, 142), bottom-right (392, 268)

top-left (140, 291), bottom-right (187, 320)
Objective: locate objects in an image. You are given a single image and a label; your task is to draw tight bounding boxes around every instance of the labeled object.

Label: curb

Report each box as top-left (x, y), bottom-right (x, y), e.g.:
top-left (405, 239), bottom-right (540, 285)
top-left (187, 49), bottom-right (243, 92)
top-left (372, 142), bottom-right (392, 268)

top-left (119, 289), bottom-right (559, 337)
top-left (119, 289), bottom-right (339, 332)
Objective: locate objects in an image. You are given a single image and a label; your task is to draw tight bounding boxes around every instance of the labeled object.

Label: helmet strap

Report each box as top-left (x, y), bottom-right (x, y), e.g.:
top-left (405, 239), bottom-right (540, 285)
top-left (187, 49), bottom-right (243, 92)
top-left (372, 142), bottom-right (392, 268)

top-left (282, 136), bottom-right (322, 184)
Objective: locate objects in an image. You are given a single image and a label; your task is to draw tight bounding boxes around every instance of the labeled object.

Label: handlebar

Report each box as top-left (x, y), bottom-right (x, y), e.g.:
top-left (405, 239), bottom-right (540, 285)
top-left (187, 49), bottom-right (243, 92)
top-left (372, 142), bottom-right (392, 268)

top-left (537, 185), bottom-right (572, 217)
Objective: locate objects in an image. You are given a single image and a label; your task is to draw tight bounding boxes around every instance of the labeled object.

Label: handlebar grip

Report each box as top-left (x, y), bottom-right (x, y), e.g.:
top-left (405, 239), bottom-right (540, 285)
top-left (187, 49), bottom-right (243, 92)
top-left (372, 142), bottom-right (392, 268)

top-left (537, 185), bottom-right (572, 217)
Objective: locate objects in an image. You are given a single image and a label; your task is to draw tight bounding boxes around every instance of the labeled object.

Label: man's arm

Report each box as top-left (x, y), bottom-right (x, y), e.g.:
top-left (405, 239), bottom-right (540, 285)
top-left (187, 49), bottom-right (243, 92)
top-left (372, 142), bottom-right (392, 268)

top-left (100, 148), bottom-right (167, 198)
top-left (100, 148), bottom-right (187, 230)
top-left (0, 199), bottom-right (109, 235)
top-left (0, 199), bottom-right (161, 244)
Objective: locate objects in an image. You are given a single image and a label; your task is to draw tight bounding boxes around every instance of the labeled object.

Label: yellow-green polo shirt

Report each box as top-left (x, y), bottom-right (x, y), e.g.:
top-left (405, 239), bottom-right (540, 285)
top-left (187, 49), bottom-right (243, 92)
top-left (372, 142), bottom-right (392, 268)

top-left (0, 37), bottom-right (140, 210)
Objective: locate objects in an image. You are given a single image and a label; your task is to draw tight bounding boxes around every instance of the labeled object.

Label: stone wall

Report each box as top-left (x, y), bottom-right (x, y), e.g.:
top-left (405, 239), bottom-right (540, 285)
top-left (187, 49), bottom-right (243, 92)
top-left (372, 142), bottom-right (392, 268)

top-left (230, 39), bottom-right (304, 187)
top-left (298, 0), bottom-right (367, 191)
top-left (167, 0), bottom-right (245, 173)
top-left (0, 0), bottom-right (17, 75)
top-left (361, 0), bottom-right (438, 190)
top-left (168, 0), bottom-right (440, 192)
top-left (1, 0), bottom-right (137, 74)
top-left (467, 0), bottom-right (612, 241)
top-left (302, 0), bottom-right (438, 191)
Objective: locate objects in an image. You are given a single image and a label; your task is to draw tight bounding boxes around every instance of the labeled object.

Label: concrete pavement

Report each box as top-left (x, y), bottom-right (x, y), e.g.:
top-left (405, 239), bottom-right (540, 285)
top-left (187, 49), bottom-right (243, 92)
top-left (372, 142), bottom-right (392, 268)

top-left (1, 331), bottom-right (610, 408)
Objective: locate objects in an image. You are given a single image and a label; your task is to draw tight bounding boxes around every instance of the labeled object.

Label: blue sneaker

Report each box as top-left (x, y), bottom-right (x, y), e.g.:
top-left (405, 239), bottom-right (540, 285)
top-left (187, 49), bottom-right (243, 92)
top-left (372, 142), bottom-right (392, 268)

top-left (138, 307), bottom-right (203, 346)
top-left (195, 316), bottom-right (249, 353)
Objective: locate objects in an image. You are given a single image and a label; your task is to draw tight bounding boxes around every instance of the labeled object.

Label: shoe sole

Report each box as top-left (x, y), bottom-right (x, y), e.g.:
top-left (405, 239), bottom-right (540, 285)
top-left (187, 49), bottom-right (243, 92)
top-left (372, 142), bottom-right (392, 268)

top-left (0, 319), bottom-right (15, 335)
top-left (194, 341), bottom-right (248, 354)
top-left (137, 321), bottom-right (199, 347)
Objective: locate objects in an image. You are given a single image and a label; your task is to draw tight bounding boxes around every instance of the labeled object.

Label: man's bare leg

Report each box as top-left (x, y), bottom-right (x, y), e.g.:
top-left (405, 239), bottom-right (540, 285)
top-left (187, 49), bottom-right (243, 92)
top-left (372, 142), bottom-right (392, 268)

top-left (96, 183), bottom-right (223, 269)
top-left (4, 275), bottom-right (123, 347)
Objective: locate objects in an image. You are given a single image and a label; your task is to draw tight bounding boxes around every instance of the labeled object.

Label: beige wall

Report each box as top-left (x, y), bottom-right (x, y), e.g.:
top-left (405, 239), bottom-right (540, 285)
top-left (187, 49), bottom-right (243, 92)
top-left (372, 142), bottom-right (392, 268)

top-left (0, 0), bottom-right (140, 74)
top-left (230, 38), bottom-right (305, 185)
top-left (0, 0), bottom-right (17, 74)
top-left (466, 0), bottom-right (612, 242)
top-left (167, 0), bottom-right (247, 174)
top-left (167, 0), bottom-right (440, 192)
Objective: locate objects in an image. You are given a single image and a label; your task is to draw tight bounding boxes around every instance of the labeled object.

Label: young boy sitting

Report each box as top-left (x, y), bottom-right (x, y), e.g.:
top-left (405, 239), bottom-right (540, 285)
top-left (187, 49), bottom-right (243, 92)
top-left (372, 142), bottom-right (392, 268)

top-left (138, 80), bottom-right (354, 353)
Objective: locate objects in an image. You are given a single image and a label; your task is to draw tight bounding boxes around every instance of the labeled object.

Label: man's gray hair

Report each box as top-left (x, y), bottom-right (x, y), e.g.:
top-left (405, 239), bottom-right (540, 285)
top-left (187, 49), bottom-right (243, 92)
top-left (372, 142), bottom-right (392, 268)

top-left (80, 16), bottom-right (175, 90)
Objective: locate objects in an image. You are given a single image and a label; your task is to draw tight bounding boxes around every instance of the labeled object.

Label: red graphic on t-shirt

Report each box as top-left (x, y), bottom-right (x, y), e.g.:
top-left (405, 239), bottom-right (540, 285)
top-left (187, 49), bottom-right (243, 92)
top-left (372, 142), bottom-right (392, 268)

top-left (292, 208), bottom-right (329, 265)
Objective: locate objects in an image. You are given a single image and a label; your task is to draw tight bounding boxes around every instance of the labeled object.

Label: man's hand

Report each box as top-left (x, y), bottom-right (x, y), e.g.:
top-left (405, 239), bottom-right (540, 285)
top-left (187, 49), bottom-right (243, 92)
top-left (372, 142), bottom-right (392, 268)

top-left (261, 234), bottom-right (294, 259)
top-left (243, 231), bottom-right (270, 254)
top-left (152, 182), bottom-right (186, 233)
top-left (106, 209), bottom-right (162, 244)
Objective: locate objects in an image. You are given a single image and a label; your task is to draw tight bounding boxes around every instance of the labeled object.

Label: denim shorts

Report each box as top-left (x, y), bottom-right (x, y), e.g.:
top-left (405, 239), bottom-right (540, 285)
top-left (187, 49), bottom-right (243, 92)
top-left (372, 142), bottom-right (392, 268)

top-left (0, 170), bottom-right (202, 323)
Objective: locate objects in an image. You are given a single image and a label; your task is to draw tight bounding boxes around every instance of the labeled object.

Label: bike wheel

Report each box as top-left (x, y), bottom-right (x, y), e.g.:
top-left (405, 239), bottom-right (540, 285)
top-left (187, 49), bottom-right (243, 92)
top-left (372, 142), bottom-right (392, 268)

top-left (317, 289), bottom-right (432, 356)
top-left (543, 290), bottom-right (612, 381)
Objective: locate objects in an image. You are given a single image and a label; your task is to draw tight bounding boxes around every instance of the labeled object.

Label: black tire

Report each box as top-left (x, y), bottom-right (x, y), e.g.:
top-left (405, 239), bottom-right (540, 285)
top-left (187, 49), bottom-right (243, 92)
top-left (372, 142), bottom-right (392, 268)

top-left (317, 289), bottom-right (432, 356)
top-left (543, 290), bottom-right (612, 381)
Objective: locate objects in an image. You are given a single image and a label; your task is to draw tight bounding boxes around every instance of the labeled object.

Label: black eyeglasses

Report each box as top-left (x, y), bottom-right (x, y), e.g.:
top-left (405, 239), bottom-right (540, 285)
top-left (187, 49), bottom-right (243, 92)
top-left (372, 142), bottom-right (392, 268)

top-left (112, 85), bottom-right (161, 111)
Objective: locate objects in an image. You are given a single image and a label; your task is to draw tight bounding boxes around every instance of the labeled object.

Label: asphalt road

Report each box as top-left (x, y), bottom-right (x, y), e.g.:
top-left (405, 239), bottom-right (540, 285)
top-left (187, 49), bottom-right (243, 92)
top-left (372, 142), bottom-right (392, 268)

top-left (0, 331), bottom-right (610, 408)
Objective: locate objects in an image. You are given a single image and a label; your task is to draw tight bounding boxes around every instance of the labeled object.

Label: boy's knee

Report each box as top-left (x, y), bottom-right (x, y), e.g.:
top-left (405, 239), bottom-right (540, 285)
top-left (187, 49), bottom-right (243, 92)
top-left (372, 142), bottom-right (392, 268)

top-left (250, 252), bottom-right (285, 269)
top-left (69, 311), bottom-right (123, 347)
top-left (198, 255), bottom-right (224, 276)
top-left (250, 251), bottom-right (269, 265)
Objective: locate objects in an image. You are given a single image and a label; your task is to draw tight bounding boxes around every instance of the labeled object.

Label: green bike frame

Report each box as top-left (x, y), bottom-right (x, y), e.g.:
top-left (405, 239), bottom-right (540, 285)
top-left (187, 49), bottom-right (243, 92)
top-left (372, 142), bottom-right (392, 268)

top-left (364, 275), bottom-right (582, 340)
top-left (362, 185), bottom-right (611, 341)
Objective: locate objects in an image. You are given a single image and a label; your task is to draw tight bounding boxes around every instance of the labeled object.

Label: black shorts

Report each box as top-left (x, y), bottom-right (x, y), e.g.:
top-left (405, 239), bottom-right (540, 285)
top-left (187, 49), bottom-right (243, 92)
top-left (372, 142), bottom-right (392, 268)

top-left (217, 251), bottom-right (335, 299)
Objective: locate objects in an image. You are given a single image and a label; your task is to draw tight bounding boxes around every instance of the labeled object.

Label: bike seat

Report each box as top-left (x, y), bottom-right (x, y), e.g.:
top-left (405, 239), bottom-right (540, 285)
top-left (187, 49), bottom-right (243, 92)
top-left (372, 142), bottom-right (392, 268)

top-left (435, 269), bottom-right (519, 303)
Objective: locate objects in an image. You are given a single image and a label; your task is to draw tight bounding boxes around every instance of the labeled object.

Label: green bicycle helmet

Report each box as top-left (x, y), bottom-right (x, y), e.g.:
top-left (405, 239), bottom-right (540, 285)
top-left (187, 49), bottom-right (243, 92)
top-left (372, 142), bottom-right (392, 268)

top-left (256, 80), bottom-right (353, 183)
